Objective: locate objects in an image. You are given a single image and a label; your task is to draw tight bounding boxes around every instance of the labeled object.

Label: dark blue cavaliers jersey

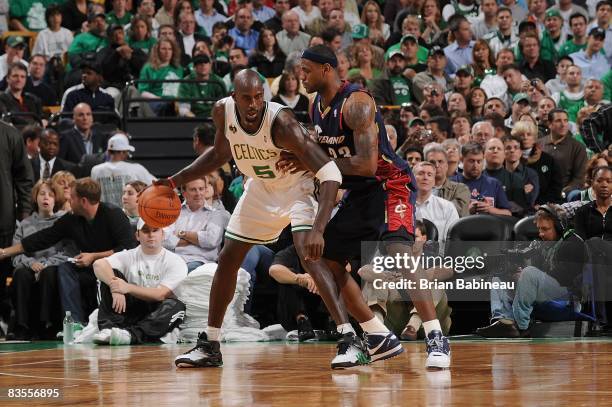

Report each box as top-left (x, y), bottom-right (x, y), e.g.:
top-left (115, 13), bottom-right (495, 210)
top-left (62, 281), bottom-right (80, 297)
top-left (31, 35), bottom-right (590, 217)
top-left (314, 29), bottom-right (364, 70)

top-left (311, 82), bottom-right (415, 190)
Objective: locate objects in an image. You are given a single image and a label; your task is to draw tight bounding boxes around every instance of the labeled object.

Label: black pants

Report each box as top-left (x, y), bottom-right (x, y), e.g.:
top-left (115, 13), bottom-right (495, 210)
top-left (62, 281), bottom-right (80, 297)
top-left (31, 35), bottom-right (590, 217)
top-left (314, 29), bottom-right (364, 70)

top-left (98, 270), bottom-right (186, 344)
top-left (11, 265), bottom-right (61, 331)
top-left (277, 280), bottom-right (328, 332)
top-left (0, 233), bottom-right (13, 324)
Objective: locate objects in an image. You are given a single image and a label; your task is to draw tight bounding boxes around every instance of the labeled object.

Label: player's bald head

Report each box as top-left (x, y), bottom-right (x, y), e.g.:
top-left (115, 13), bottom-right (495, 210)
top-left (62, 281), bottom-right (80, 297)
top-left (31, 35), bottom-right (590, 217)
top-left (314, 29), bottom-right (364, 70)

top-left (233, 69), bottom-right (264, 94)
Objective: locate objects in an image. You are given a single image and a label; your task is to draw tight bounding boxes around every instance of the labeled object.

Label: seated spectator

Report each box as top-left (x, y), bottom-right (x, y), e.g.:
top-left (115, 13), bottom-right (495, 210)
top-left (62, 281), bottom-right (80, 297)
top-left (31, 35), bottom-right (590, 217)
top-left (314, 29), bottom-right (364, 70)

top-left (59, 0), bottom-right (88, 32)
top-left (442, 138), bottom-right (461, 177)
top-left (59, 103), bottom-right (107, 164)
top-left (484, 137), bottom-right (535, 216)
top-left (542, 109), bottom-right (588, 196)
top-left (348, 43), bottom-right (381, 83)
top-left (32, 128), bottom-right (75, 182)
top-left (514, 120), bottom-right (563, 204)
top-left (98, 23), bottom-right (148, 91)
top-left (476, 205), bottom-right (586, 337)
top-left (518, 32), bottom-right (556, 83)
top-left (405, 146), bottom-right (423, 167)
top-left (67, 13), bottom-right (109, 71)
top-left (503, 134), bottom-right (540, 207)
top-left (178, 54), bottom-right (227, 118)
top-left (124, 0), bottom-right (160, 38)
top-left (276, 10), bottom-right (311, 57)
top-left (370, 50), bottom-right (411, 107)
top-left (91, 133), bottom-right (156, 208)
top-left (505, 93), bottom-right (532, 129)
top-left (574, 166), bottom-right (612, 240)
top-left (51, 171), bottom-right (76, 212)
top-left (163, 176), bottom-right (230, 273)
top-left (122, 180), bottom-right (147, 231)
top-left (451, 112), bottom-right (472, 145)
top-left (470, 40), bottom-right (496, 87)
top-left (451, 142), bottom-right (512, 216)
top-left (414, 161), bottom-right (459, 241)
top-left (470, 119), bottom-right (495, 148)
top-left (269, 51), bottom-right (307, 96)
top-left (360, 0), bottom-right (389, 47)
top-left (62, 59), bottom-right (116, 114)
top-left (106, 0), bottom-right (133, 27)
top-left (229, 8), bottom-right (260, 54)
top-left (264, 0), bottom-right (289, 34)
top-left (195, 0), bottom-right (227, 36)
top-left (552, 65), bottom-right (584, 123)
top-left (138, 39), bottom-right (185, 116)
top-left (569, 27), bottom-right (610, 81)
top-left (425, 116), bottom-right (450, 143)
top-left (269, 244), bottom-right (328, 341)
top-left (8, 180), bottom-right (70, 340)
top-left (545, 56), bottom-right (573, 95)
top-left (127, 15), bottom-right (157, 55)
top-left (92, 218), bottom-right (187, 345)
top-left (32, 5), bottom-right (74, 59)
top-left (0, 63), bottom-right (43, 126)
top-left (22, 124), bottom-right (40, 160)
top-left (271, 71), bottom-right (309, 114)
top-left (424, 143), bottom-right (470, 217)
top-left (447, 92), bottom-right (468, 114)
top-left (27, 55), bottom-right (58, 106)
top-left (249, 27), bottom-right (286, 78)
top-left (567, 154), bottom-right (612, 202)
top-left (176, 10), bottom-right (207, 60)
top-left (443, 15), bottom-right (475, 76)
top-left (8, 0), bottom-right (49, 31)
top-left (0, 178), bottom-right (136, 326)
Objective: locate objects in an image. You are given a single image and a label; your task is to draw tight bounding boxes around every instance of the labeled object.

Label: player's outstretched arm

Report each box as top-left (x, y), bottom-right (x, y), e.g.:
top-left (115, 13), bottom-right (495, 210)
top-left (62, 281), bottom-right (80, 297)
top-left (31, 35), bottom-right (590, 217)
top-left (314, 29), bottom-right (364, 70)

top-left (159, 101), bottom-right (234, 189)
top-left (336, 91), bottom-right (379, 177)
top-left (273, 109), bottom-right (341, 260)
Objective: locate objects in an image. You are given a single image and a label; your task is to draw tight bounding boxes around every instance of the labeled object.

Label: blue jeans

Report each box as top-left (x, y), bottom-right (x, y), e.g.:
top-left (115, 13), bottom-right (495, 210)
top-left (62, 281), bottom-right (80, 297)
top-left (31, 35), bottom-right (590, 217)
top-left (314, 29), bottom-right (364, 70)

top-left (57, 262), bottom-right (98, 324)
top-left (186, 261), bottom-right (204, 274)
top-left (240, 245), bottom-right (275, 313)
top-left (490, 266), bottom-right (569, 330)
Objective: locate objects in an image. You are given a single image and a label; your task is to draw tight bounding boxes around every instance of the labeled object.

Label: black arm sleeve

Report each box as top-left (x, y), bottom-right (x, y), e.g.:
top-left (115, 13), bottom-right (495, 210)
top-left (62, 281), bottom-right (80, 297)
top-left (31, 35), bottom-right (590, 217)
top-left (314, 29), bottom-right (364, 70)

top-left (580, 103), bottom-right (612, 153)
top-left (21, 214), bottom-right (70, 253)
top-left (109, 208), bottom-right (137, 252)
top-left (10, 125), bottom-right (33, 216)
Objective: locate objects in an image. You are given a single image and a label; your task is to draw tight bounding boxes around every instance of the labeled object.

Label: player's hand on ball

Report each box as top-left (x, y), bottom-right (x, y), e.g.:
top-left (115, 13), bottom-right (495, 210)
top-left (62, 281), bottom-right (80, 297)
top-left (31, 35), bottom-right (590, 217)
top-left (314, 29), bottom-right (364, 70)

top-left (304, 230), bottom-right (324, 261)
top-left (110, 277), bottom-right (130, 295)
top-left (75, 253), bottom-right (95, 267)
top-left (112, 292), bottom-right (127, 314)
top-left (153, 177), bottom-right (177, 189)
top-left (276, 151), bottom-right (305, 174)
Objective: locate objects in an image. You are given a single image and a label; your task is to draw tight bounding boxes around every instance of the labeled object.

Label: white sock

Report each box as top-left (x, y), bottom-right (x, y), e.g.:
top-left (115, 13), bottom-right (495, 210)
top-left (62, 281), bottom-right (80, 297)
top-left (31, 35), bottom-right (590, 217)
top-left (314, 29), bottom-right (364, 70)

top-left (360, 317), bottom-right (390, 334)
top-left (337, 323), bottom-right (355, 334)
top-left (423, 319), bottom-right (442, 336)
top-left (207, 326), bottom-right (221, 341)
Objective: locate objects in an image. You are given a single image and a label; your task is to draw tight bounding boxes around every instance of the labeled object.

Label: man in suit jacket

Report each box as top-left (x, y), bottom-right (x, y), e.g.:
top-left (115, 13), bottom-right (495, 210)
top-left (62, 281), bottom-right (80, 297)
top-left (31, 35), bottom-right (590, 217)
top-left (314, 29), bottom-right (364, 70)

top-left (59, 102), bottom-right (108, 164)
top-left (0, 62), bottom-right (43, 126)
top-left (31, 128), bottom-right (76, 182)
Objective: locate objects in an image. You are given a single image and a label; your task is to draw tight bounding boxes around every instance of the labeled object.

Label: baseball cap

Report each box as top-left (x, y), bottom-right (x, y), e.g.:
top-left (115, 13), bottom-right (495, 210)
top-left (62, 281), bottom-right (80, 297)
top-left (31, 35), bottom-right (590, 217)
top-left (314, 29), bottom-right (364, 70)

top-left (428, 45), bottom-right (445, 57)
top-left (385, 50), bottom-right (405, 62)
top-left (456, 65), bottom-right (474, 76)
top-left (88, 12), bottom-right (106, 22)
top-left (545, 9), bottom-right (562, 19)
top-left (352, 24), bottom-right (369, 40)
top-left (80, 57), bottom-right (102, 74)
top-left (6, 36), bottom-right (26, 48)
top-left (192, 54), bottom-right (212, 65)
top-left (107, 133), bottom-right (135, 152)
top-left (589, 27), bottom-right (606, 39)
top-left (107, 23), bottom-right (123, 38)
top-left (512, 93), bottom-right (530, 104)
top-left (401, 34), bottom-right (418, 44)
top-left (136, 218), bottom-right (157, 231)
top-left (409, 117), bottom-right (425, 127)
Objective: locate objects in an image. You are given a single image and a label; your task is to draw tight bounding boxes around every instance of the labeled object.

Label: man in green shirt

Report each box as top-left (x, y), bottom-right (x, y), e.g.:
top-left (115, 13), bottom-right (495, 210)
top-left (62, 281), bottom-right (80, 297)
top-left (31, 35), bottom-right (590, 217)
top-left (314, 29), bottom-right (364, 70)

top-left (370, 50), bottom-right (412, 106)
top-left (106, 0), bottom-right (133, 27)
top-left (559, 13), bottom-right (588, 57)
top-left (178, 54), bottom-right (227, 118)
top-left (67, 13), bottom-right (109, 70)
top-left (540, 9), bottom-right (568, 63)
top-left (553, 65), bottom-right (584, 123)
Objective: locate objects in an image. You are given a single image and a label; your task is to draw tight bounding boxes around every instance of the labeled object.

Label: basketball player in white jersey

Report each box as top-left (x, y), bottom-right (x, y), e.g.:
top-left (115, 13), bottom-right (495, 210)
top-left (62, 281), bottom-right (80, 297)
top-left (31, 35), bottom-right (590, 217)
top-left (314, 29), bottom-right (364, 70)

top-left (161, 70), bottom-right (368, 368)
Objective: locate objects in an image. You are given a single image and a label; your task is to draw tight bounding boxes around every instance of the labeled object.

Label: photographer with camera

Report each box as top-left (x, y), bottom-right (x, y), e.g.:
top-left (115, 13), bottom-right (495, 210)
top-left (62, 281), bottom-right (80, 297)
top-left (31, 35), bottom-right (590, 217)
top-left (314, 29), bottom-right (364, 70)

top-left (476, 204), bottom-right (586, 338)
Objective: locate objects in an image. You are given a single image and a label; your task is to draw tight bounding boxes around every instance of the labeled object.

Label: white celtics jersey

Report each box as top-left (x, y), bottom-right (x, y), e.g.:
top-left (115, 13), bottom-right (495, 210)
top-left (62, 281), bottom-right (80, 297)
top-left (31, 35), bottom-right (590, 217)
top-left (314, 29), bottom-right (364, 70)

top-left (224, 97), bottom-right (303, 186)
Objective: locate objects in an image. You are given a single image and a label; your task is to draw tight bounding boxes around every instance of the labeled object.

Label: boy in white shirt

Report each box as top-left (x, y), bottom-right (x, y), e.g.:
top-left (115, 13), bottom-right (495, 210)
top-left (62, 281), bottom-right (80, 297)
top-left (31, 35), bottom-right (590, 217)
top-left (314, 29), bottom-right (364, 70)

top-left (92, 218), bottom-right (188, 345)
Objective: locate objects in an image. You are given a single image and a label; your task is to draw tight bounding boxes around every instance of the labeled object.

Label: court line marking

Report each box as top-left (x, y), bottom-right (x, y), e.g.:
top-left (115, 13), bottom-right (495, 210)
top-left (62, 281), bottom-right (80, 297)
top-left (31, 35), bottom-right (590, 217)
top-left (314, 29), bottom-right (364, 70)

top-left (0, 348), bottom-right (165, 368)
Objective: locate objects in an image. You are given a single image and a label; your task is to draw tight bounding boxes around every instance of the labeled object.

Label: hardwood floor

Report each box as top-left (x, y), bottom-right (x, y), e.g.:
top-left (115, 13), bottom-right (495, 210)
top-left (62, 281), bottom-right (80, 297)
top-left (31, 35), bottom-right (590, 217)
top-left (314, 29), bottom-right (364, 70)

top-left (0, 339), bottom-right (611, 406)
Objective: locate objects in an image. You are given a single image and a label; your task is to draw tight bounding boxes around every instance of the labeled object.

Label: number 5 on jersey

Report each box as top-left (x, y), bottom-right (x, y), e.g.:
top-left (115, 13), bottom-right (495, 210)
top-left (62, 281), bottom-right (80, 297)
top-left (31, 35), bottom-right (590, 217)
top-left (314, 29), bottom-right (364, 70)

top-left (253, 165), bottom-right (276, 179)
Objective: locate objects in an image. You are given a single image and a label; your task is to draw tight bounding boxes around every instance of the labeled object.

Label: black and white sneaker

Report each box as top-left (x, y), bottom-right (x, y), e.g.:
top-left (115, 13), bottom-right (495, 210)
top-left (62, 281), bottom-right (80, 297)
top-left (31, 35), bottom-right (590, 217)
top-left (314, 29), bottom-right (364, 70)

top-left (331, 332), bottom-right (370, 369)
top-left (365, 332), bottom-right (404, 362)
top-left (175, 332), bottom-right (223, 368)
top-left (297, 316), bottom-right (316, 342)
top-left (425, 330), bottom-right (451, 369)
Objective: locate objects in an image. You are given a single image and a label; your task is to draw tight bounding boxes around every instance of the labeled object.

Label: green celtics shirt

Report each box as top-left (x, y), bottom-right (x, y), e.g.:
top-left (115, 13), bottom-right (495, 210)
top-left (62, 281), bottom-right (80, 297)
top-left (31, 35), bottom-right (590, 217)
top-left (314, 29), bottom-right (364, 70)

top-left (106, 12), bottom-right (133, 27)
top-left (138, 64), bottom-right (185, 98)
top-left (178, 72), bottom-right (227, 117)
top-left (557, 90), bottom-right (584, 122)
top-left (558, 40), bottom-right (587, 58)
top-left (389, 76), bottom-right (411, 105)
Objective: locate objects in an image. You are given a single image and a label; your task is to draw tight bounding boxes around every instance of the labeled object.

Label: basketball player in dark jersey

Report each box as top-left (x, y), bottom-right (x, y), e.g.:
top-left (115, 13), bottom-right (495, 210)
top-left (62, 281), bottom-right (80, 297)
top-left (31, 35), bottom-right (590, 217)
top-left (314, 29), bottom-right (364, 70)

top-left (279, 45), bottom-right (451, 368)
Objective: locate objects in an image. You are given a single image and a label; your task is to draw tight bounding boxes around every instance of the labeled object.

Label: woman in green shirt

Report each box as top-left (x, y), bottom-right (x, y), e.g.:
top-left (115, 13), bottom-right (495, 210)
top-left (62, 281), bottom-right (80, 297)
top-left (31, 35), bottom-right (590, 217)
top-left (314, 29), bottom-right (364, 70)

top-left (471, 39), bottom-right (496, 87)
top-left (127, 15), bottom-right (157, 55)
top-left (138, 38), bottom-right (184, 115)
top-left (348, 43), bottom-right (382, 84)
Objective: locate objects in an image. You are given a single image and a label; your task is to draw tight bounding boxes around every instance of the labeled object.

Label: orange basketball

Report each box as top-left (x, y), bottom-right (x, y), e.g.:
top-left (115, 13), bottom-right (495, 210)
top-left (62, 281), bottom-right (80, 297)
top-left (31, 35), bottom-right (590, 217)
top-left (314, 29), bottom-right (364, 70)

top-left (138, 185), bottom-right (181, 228)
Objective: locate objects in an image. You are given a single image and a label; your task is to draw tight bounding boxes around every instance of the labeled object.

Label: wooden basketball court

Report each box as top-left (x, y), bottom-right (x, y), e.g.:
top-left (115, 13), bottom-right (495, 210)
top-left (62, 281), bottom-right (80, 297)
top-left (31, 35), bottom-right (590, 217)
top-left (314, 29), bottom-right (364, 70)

top-left (0, 339), bottom-right (610, 406)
